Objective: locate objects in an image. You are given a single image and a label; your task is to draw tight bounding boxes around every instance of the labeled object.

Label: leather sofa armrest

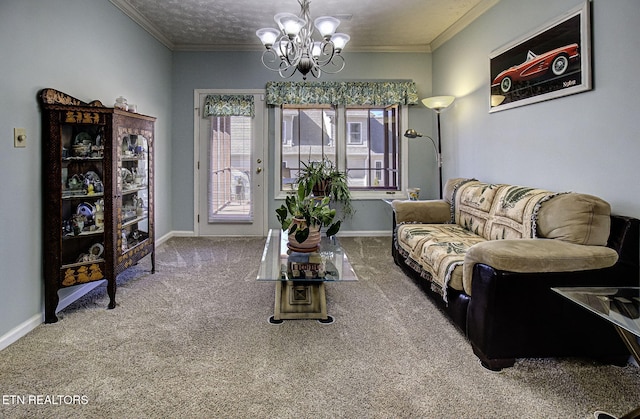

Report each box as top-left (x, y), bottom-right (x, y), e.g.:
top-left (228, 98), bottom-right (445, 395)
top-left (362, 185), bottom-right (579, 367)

top-left (391, 199), bottom-right (451, 224)
top-left (463, 239), bottom-right (619, 296)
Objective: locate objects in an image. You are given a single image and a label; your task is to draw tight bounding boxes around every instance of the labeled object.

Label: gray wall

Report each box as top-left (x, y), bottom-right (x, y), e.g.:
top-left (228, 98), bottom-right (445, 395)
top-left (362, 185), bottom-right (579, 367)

top-left (0, 0), bottom-right (172, 338)
top-left (431, 0), bottom-right (640, 220)
top-left (171, 51), bottom-right (433, 234)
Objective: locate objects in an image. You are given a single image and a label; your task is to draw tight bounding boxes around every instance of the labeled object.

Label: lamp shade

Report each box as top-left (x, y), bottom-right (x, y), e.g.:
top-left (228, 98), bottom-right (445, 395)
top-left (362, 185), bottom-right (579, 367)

top-left (491, 95), bottom-right (506, 107)
top-left (256, 28), bottom-right (280, 47)
top-left (403, 129), bottom-right (422, 138)
top-left (331, 33), bottom-right (350, 52)
top-left (275, 13), bottom-right (305, 37)
top-left (314, 16), bottom-right (340, 38)
top-left (422, 96), bottom-right (455, 112)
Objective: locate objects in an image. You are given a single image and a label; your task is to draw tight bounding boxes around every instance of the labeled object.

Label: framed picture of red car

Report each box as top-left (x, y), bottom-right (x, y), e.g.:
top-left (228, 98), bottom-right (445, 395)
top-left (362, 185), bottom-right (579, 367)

top-left (489, 1), bottom-right (591, 113)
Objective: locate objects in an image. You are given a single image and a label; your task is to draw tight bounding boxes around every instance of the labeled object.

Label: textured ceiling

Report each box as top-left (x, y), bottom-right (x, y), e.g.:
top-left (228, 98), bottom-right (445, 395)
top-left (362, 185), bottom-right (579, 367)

top-left (110, 0), bottom-right (499, 52)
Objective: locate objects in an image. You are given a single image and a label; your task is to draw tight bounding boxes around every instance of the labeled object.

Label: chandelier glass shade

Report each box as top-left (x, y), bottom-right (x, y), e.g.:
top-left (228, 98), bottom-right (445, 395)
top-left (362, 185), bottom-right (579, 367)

top-left (256, 0), bottom-right (350, 80)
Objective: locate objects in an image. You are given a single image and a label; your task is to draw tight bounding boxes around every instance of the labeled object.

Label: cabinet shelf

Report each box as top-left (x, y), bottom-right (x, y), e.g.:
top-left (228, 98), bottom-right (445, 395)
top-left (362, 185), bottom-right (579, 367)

top-left (61, 259), bottom-right (105, 270)
top-left (62, 192), bottom-right (104, 200)
top-left (122, 214), bottom-right (148, 228)
top-left (122, 186), bottom-right (146, 195)
top-left (122, 156), bottom-right (146, 162)
top-left (63, 228), bottom-right (105, 240)
top-left (62, 157), bottom-right (104, 162)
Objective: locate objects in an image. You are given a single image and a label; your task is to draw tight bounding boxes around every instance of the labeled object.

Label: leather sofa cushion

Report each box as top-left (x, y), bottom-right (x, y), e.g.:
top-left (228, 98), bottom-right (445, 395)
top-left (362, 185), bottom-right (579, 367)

top-left (537, 193), bottom-right (611, 246)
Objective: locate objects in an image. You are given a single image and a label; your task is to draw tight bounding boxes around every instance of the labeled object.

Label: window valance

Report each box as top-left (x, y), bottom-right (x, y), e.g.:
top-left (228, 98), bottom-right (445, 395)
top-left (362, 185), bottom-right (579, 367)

top-left (203, 94), bottom-right (255, 117)
top-left (266, 81), bottom-right (419, 106)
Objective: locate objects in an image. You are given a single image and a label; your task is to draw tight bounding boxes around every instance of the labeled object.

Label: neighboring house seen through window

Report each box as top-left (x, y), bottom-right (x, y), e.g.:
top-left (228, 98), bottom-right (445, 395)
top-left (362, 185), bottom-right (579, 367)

top-left (277, 104), bottom-right (403, 195)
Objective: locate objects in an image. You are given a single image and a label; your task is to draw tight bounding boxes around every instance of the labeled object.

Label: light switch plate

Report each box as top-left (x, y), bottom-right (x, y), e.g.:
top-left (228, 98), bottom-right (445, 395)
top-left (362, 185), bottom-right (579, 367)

top-left (14, 128), bottom-right (26, 148)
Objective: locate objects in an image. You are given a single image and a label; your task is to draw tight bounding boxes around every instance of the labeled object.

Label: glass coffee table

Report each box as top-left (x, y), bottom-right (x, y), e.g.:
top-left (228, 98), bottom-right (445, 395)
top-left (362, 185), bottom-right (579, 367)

top-left (257, 229), bottom-right (358, 324)
top-left (552, 287), bottom-right (640, 419)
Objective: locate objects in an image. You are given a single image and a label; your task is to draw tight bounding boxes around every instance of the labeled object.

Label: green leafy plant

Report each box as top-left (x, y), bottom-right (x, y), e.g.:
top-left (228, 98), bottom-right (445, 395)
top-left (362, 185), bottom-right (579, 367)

top-left (276, 182), bottom-right (341, 243)
top-left (297, 157), bottom-right (354, 218)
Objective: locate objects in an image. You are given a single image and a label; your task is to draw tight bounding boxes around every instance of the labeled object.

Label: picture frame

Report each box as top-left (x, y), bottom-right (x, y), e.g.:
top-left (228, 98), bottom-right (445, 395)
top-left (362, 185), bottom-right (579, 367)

top-left (489, 1), bottom-right (591, 113)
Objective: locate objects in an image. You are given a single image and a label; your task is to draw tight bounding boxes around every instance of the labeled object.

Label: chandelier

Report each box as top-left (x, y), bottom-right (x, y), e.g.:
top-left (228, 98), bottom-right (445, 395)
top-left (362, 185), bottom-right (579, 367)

top-left (256, 0), bottom-right (350, 80)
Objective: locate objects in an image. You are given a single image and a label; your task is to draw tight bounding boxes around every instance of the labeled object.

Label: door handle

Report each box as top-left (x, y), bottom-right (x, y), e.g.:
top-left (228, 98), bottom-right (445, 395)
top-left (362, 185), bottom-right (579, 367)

top-left (256, 167), bottom-right (263, 174)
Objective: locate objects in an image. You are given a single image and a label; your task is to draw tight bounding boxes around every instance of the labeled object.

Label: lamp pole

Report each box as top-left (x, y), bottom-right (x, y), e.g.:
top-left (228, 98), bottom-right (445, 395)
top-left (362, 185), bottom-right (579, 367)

top-left (422, 95), bottom-right (455, 200)
top-left (435, 111), bottom-right (443, 199)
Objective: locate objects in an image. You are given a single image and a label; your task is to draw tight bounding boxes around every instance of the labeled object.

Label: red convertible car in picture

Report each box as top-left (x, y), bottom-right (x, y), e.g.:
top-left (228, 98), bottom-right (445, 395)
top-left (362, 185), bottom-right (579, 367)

top-left (492, 43), bottom-right (580, 93)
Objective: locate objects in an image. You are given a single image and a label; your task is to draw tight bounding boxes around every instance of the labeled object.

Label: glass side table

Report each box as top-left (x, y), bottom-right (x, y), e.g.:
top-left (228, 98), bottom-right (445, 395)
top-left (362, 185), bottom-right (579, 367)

top-left (257, 229), bottom-right (358, 324)
top-left (552, 287), bottom-right (640, 419)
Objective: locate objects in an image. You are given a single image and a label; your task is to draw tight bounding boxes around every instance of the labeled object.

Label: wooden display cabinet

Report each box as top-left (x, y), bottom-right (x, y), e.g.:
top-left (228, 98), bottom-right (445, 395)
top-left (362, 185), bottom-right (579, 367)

top-left (39, 89), bottom-right (155, 323)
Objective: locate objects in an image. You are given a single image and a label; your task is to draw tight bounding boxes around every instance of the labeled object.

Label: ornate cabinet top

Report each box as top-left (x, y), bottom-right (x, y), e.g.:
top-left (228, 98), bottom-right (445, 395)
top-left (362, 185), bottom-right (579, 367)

top-left (39, 88), bottom-right (104, 107)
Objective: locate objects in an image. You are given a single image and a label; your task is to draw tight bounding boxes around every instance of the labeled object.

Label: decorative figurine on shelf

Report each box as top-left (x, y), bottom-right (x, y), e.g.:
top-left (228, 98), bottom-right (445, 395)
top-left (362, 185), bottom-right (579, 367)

top-left (95, 199), bottom-right (104, 229)
top-left (114, 96), bottom-right (128, 111)
top-left (71, 214), bottom-right (86, 235)
top-left (135, 197), bottom-right (144, 216)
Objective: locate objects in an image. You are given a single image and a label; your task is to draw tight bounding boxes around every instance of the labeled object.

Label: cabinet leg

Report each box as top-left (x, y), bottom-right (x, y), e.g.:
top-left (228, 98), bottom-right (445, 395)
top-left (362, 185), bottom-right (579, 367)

top-left (107, 278), bottom-right (117, 309)
top-left (44, 286), bottom-right (59, 323)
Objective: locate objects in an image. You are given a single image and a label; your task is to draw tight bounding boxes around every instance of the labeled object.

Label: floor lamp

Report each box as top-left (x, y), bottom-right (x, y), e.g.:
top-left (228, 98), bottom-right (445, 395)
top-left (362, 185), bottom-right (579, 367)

top-left (404, 95), bottom-right (455, 199)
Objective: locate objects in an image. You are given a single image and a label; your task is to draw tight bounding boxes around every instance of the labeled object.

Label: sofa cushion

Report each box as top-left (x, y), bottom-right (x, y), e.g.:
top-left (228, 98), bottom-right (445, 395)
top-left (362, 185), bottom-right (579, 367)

top-left (462, 239), bottom-right (619, 295)
top-left (396, 223), bottom-right (485, 298)
top-left (536, 193), bottom-right (611, 246)
top-left (392, 200), bottom-right (451, 224)
top-left (454, 181), bottom-right (556, 241)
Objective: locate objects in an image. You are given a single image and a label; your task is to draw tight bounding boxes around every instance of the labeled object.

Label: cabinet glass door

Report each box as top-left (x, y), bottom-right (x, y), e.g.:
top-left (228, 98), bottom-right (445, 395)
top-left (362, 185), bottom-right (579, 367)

top-left (119, 133), bottom-right (150, 251)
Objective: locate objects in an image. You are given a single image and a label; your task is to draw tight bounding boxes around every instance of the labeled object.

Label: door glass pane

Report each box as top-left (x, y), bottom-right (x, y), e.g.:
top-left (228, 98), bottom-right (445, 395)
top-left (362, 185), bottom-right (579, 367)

top-left (208, 116), bottom-right (253, 222)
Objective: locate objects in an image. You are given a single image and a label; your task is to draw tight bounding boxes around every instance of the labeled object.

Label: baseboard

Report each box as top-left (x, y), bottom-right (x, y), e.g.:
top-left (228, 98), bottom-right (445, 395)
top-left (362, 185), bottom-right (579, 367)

top-left (0, 314), bottom-right (42, 351)
top-left (158, 230), bottom-right (390, 240)
top-left (338, 230), bottom-right (392, 237)
top-left (169, 230), bottom-right (196, 238)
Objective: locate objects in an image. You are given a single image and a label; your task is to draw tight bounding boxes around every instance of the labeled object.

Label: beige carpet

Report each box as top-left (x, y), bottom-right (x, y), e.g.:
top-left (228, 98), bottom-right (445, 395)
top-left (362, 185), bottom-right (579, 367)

top-left (1, 236), bottom-right (639, 418)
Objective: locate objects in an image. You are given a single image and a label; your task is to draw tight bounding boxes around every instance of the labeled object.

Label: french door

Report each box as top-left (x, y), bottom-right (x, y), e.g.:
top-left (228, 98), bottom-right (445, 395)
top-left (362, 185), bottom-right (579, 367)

top-left (195, 90), bottom-right (267, 236)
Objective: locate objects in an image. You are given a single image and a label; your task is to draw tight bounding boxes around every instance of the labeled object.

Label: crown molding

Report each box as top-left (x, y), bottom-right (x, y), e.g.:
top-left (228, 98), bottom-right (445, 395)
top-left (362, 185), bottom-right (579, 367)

top-left (109, 0), bottom-right (175, 50)
top-left (430, 0), bottom-right (501, 51)
top-left (172, 43), bottom-right (431, 53)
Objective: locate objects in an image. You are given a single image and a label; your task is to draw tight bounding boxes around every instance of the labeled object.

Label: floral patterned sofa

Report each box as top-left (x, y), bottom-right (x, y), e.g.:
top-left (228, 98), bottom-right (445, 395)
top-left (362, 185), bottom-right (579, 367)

top-left (392, 178), bottom-right (639, 370)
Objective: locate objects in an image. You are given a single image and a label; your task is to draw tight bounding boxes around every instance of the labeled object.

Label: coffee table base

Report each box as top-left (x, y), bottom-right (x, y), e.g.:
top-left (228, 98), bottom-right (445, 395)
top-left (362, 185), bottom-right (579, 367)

top-left (270, 281), bottom-right (332, 323)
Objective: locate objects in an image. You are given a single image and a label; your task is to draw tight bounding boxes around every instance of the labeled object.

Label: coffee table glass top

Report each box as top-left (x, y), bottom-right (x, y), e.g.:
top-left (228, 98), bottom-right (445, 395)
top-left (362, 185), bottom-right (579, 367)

top-left (552, 287), bottom-right (640, 337)
top-left (257, 229), bottom-right (358, 282)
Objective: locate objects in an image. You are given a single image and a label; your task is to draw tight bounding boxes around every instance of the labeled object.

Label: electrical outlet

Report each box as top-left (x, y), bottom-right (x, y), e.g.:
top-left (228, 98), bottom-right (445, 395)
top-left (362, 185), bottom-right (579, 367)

top-left (14, 128), bottom-right (27, 148)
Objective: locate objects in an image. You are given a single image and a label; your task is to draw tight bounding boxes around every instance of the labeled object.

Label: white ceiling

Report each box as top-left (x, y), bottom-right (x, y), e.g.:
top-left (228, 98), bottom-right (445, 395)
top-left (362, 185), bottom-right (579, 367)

top-left (110, 0), bottom-right (499, 52)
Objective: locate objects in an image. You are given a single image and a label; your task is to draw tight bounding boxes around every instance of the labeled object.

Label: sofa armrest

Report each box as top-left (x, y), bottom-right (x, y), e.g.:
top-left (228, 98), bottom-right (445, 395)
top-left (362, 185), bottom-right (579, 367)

top-left (463, 239), bottom-right (619, 296)
top-left (391, 199), bottom-right (451, 224)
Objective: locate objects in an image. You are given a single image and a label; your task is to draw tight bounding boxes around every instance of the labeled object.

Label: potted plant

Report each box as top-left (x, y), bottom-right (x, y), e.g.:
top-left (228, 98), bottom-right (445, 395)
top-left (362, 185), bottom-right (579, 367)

top-left (276, 182), bottom-right (341, 250)
top-left (297, 157), bottom-right (354, 218)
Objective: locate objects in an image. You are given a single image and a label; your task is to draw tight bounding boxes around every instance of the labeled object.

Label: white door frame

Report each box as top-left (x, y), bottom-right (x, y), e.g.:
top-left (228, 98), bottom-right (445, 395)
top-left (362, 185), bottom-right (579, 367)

top-left (193, 89), bottom-right (268, 236)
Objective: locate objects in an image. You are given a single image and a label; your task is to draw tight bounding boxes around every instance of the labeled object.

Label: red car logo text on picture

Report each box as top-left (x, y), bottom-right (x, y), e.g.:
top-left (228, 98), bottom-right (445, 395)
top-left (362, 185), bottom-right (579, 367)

top-left (491, 43), bottom-right (580, 93)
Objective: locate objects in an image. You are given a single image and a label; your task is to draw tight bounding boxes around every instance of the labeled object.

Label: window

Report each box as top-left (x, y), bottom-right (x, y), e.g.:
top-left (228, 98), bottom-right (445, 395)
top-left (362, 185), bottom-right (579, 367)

top-left (280, 106), bottom-right (336, 191)
top-left (276, 104), bottom-right (406, 198)
top-left (347, 122), bottom-right (362, 144)
top-left (346, 106), bottom-right (399, 190)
